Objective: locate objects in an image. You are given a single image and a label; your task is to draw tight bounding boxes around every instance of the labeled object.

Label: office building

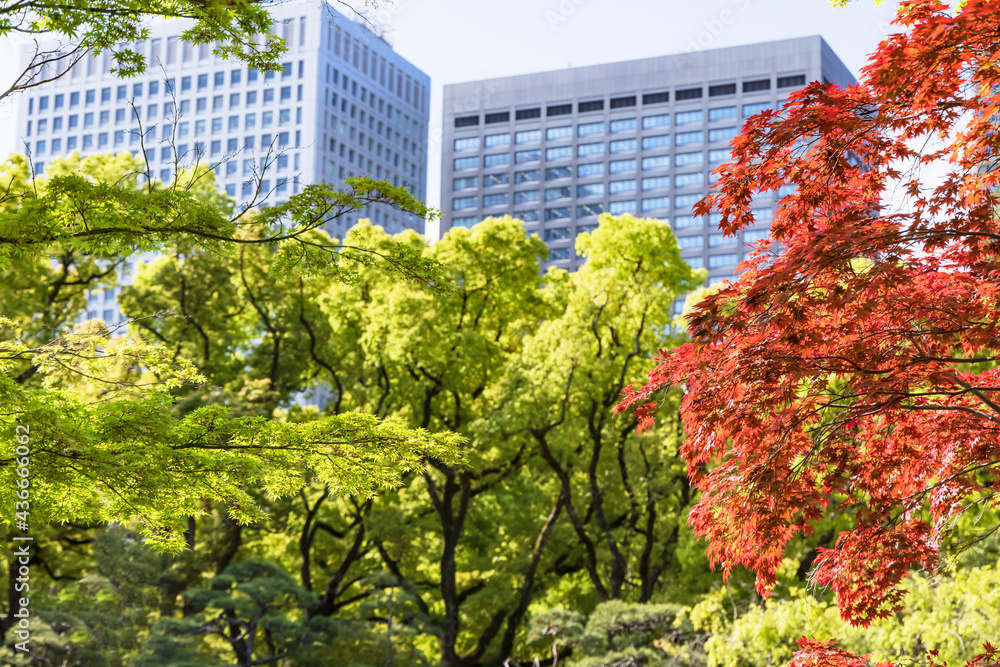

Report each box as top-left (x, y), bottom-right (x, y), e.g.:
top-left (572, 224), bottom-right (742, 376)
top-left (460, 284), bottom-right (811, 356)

top-left (14, 0), bottom-right (431, 323)
top-left (440, 36), bottom-right (855, 291)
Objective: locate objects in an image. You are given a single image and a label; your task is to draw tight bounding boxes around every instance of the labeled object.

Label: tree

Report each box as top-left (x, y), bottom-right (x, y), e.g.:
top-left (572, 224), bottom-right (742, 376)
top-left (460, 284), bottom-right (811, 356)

top-left (617, 0), bottom-right (1000, 664)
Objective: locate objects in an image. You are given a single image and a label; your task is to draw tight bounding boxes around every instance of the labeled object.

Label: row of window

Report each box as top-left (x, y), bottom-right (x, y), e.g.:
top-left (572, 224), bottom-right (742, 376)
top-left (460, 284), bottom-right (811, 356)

top-left (327, 22), bottom-right (426, 113)
top-left (452, 75), bottom-right (803, 127)
top-left (453, 188), bottom-right (713, 212)
top-left (31, 129), bottom-right (298, 156)
top-left (452, 208), bottom-right (773, 229)
top-left (454, 126), bottom-right (740, 153)
top-left (453, 175), bottom-right (715, 204)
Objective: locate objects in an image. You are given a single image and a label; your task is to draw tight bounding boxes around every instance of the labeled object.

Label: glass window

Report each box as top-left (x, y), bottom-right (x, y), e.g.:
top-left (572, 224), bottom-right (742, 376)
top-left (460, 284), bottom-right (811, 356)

top-left (549, 248), bottom-right (572, 260)
top-left (675, 110), bottom-right (703, 125)
top-left (280, 86), bottom-right (292, 101)
top-left (545, 207), bottom-right (571, 221)
top-left (642, 197), bottom-right (669, 211)
top-left (577, 142), bottom-right (604, 157)
top-left (454, 156), bottom-right (478, 170)
top-left (452, 216), bottom-right (477, 228)
top-left (609, 201), bottom-right (636, 214)
top-left (515, 149), bottom-right (541, 163)
top-left (68, 115), bottom-right (78, 129)
top-left (545, 146), bottom-right (572, 160)
top-left (642, 176), bottom-right (669, 190)
top-left (85, 90), bottom-right (95, 105)
top-left (709, 106), bottom-right (737, 122)
top-left (262, 110), bottom-right (274, 127)
top-left (197, 74), bottom-right (208, 90)
top-left (84, 112), bottom-right (94, 128)
top-left (453, 196), bottom-right (478, 210)
top-left (677, 235), bottom-right (703, 249)
top-left (642, 135), bottom-right (669, 149)
top-left (545, 186), bottom-right (571, 201)
top-left (278, 109), bottom-right (290, 125)
top-left (754, 208), bottom-right (774, 223)
top-left (675, 152), bottom-right (704, 167)
top-left (69, 91), bottom-right (79, 107)
top-left (577, 183), bottom-right (605, 197)
top-left (115, 108), bottom-right (125, 123)
top-left (485, 133), bottom-right (510, 147)
top-left (709, 233), bottom-right (734, 247)
top-left (515, 210), bottom-right (540, 222)
top-left (610, 139), bottom-right (637, 153)
top-left (52, 117), bottom-right (62, 131)
top-left (515, 190), bottom-right (540, 204)
top-left (485, 173), bottom-right (509, 186)
top-left (484, 153), bottom-right (509, 167)
top-left (609, 159), bottom-right (636, 174)
top-left (515, 169), bottom-right (540, 183)
top-left (99, 110), bottom-right (109, 125)
top-left (642, 155), bottom-right (669, 170)
top-left (544, 227), bottom-right (571, 241)
top-left (546, 166), bottom-right (572, 180)
top-left (67, 136), bottom-right (77, 150)
top-left (744, 229), bottom-right (770, 244)
top-left (577, 122), bottom-right (604, 136)
top-left (484, 193), bottom-right (509, 207)
top-left (709, 127), bottom-right (738, 143)
top-left (101, 88), bottom-right (111, 102)
top-left (577, 163), bottom-right (604, 177)
top-left (194, 119), bottom-right (206, 136)
top-left (181, 76), bottom-right (191, 92)
top-left (515, 130), bottom-right (541, 144)
top-left (709, 254), bottom-right (738, 268)
top-left (610, 180), bottom-right (637, 194)
top-left (245, 112), bottom-right (257, 129)
top-left (675, 194), bottom-right (701, 208)
top-left (577, 204), bottom-right (604, 218)
top-left (709, 149), bottom-right (731, 163)
top-left (642, 114), bottom-right (670, 129)
top-left (546, 126), bottom-right (572, 140)
top-left (676, 131), bottom-right (704, 146)
top-left (743, 102), bottom-right (770, 118)
top-left (675, 173), bottom-right (704, 187)
top-left (610, 118), bottom-right (637, 133)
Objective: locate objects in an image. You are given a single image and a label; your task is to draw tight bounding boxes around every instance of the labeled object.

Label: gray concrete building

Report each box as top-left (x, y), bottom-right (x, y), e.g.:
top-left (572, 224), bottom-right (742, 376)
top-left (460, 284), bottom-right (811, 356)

top-left (440, 36), bottom-right (854, 292)
top-left (14, 0), bottom-right (430, 324)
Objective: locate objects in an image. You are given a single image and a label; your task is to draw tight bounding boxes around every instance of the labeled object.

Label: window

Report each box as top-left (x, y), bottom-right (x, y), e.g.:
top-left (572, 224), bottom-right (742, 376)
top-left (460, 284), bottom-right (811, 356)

top-left (676, 87), bottom-right (702, 101)
top-left (115, 108), bottom-right (126, 123)
top-left (84, 113), bottom-right (94, 128)
top-left (515, 210), bottom-right (540, 222)
top-left (610, 180), bottom-right (637, 194)
top-left (516, 169), bottom-right (541, 183)
top-left (454, 156), bottom-right (478, 170)
top-left (117, 85), bottom-right (127, 100)
top-left (642, 155), bottom-right (669, 170)
top-left (85, 90), bottom-right (95, 105)
top-left (52, 117), bottom-right (63, 131)
top-left (609, 201), bottom-right (637, 214)
top-left (548, 248), bottom-right (572, 261)
top-left (101, 88), bottom-right (111, 102)
top-left (744, 229), bottom-right (770, 244)
top-left (68, 115), bottom-right (78, 129)
top-left (577, 142), bottom-right (604, 157)
top-left (577, 204), bottom-right (604, 217)
top-left (278, 109), bottom-right (290, 125)
top-left (485, 111), bottom-right (510, 124)
top-left (264, 89), bottom-right (275, 103)
top-left (743, 102), bottom-right (770, 118)
top-left (709, 149), bottom-right (731, 163)
top-left (546, 103), bottom-right (572, 117)
top-left (709, 83), bottom-right (736, 97)
top-left (777, 74), bottom-right (806, 89)
top-left (675, 152), bottom-right (704, 167)
top-left (676, 131), bottom-right (704, 146)
top-left (99, 110), bottom-right (109, 125)
top-left (677, 235), bottom-right (703, 249)
top-left (709, 106), bottom-right (737, 122)
top-left (578, 122), bottom-right (604, 136)
top-left (545, 207), bottom-right (571, 221)
top-left (229, 115), bottom-right (239, 131)
top-left (546, 126), bottom-right (572, 140)
top-left (709, 254), bottom-right (738, 268)
top-left (515, 190), bottom-right (540, 204)
top-left (676, 111), bottom-right (703, 125)
top-left (754, 208), bottom-right (774, 223)
top-left (197, 74), bottom-right (208, 90)
top-left (578, 99), bottom-right (604, 113)
top-left (452, 216), bottom-right (477, 228)
top-left (743, 79), bottom-right (770, 93)
top-left (642, 176), bottom-right (669, 190)
top-left (610, 139), bottom-right (637, 153)
top-left (544, 227), bottom-right (572, 241)
top-left (516, 107), bottom-right (541, 120)
top-left (675, 173), bottom-right (704, 187)
top-left (709, 127), bottom-right (738, 143)
top-left (546, 146), bottom-right (572, 160)
top-left (577, 163), bottom-right (604, 177)
top-left (484, 153), bottom-right (510, 167)
top-left (485, 173), bottom-right (509, 186)
top-left (194, 119), bottom-right (206, 136)
top-left (676, 194), bottom-right (701, 208)
top-left (610, 95), bottom-right (636, 109)
top-left (643, 91), bottom-right (669, 105)
top-left (610, 118), bottom-right (637, 133)
top-left (545, 187), bottom-right (571, 201)
top-left (709, 233), bottom-right (735, 247)
top-left (261, 111), bottom-right (273, 127)
top-left (642, 197), bottom-right (669, 211)
top-left (453, 196), bottom-right (478, 210)
top-left (546, 166), bottom-right (571, 180)
top-left (484, 193), bottom-right (509, 207)
top-left (454, 137), bottom-right (480, 151)
top-left (516, 130), bottom-right (541, 144)
top-left (642, 135), bottom-right (669, 149)
top-left (609, 159), bottom-right (637, 173)
top-left (70, 92), bottom-right (79, 108)
top-left (485, 133), bottom-right (510, 147)
top-left (577, 183), bottom-right (604, 197)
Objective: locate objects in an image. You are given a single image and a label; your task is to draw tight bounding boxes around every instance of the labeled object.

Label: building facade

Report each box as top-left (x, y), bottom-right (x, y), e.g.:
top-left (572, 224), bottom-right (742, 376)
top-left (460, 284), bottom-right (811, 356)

top-left (14, 0), bottom-right (430, 323)
top-left (440, 36), bottom-right (854, 289)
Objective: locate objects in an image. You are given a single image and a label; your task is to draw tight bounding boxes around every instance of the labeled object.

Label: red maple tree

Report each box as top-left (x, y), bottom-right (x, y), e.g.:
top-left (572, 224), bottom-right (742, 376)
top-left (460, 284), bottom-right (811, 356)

top-left (617, 0), bottom-right (1000, 663)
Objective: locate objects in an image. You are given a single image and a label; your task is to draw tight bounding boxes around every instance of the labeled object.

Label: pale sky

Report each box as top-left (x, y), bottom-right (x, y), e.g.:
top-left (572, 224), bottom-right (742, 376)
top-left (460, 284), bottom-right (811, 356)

top-left (0, 0), bottom-right (901, 238)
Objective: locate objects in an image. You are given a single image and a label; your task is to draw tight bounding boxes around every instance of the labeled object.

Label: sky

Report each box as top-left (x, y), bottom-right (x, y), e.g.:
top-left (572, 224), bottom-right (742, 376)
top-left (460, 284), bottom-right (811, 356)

top-left (0, 0), bottom-right (902, 239)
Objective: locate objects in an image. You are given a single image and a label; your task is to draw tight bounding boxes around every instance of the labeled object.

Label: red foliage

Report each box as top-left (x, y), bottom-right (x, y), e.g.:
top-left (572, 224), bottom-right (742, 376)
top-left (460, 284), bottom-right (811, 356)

top-left (617, 0), bottom-right (1000, 660)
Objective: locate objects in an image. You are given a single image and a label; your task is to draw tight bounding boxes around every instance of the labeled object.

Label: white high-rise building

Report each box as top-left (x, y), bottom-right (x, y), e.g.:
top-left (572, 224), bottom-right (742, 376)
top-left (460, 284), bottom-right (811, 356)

top-left (14, 0), bottom-right (431, 323)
